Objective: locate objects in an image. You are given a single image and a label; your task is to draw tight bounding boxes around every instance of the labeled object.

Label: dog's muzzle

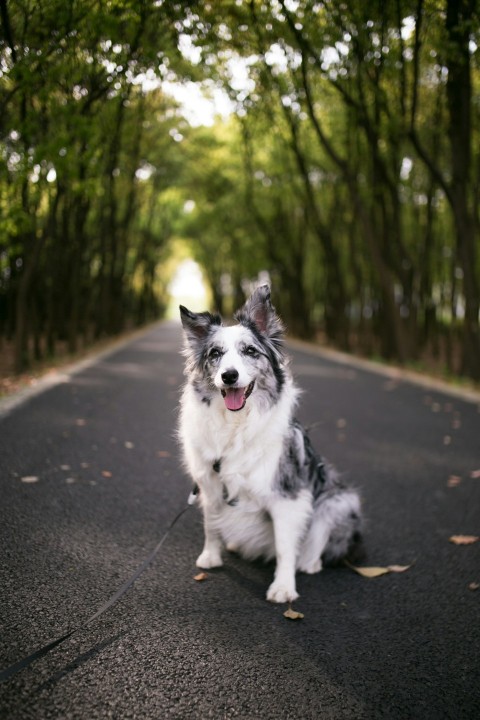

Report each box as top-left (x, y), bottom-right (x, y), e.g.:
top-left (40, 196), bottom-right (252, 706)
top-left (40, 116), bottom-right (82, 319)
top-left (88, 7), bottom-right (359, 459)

top-left (221, 381), bottom-right (255, 411)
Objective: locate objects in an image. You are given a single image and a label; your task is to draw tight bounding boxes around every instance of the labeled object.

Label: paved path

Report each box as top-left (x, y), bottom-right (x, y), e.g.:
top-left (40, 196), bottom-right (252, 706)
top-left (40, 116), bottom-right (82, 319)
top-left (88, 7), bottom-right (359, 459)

top-left (1, 321), bottom-right (479, 719)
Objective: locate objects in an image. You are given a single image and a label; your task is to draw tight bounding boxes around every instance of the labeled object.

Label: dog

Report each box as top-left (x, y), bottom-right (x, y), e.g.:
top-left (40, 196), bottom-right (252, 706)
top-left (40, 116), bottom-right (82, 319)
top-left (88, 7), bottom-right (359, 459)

top-left (178, 285), bottom-right (363, 603)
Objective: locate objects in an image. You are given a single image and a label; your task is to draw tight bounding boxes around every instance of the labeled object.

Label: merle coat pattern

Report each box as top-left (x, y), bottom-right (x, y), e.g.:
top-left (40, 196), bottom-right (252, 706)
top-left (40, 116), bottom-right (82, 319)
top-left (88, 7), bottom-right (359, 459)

top-left (178, 285), bottom-right (363, 603)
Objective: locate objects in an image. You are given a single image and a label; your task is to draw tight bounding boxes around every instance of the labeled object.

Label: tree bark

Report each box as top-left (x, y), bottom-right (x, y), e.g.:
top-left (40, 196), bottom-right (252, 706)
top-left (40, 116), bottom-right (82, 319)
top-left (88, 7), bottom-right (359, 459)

top-left (445, 0), bottom-right (480, 378)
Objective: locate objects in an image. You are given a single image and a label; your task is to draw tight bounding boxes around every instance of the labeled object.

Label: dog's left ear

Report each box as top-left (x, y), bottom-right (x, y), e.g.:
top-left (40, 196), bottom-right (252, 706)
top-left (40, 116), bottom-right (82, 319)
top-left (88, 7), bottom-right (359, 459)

top-left (180, 305), bottom-right (222, 346)
top-left (236, 285), bottom-right (284, 339)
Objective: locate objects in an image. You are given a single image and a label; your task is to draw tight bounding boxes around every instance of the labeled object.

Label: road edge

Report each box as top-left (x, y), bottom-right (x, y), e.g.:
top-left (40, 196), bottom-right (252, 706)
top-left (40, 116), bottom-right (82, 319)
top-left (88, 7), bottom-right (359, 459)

top-left (287, 337), bottom-right (480, 406)
top-left (0, 321), bottom-right (168, 420)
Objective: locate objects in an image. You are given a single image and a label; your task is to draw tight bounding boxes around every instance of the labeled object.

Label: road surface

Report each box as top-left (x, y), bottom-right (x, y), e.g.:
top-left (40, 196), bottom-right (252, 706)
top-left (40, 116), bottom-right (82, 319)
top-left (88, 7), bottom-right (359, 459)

top-left (1, 321), bottom-right (479, 719)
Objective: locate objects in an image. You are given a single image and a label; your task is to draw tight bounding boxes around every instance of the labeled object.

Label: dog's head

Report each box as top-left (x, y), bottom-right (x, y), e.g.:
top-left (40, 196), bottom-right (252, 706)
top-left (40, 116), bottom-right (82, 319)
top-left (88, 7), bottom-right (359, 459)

top-left (180, 285), bottom-right (286, 412)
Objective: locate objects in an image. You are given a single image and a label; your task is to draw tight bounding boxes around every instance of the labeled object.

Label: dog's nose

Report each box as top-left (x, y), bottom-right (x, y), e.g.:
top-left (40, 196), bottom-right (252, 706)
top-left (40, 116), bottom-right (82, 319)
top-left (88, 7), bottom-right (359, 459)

top-left (221, 369), bottom-right (239, 385)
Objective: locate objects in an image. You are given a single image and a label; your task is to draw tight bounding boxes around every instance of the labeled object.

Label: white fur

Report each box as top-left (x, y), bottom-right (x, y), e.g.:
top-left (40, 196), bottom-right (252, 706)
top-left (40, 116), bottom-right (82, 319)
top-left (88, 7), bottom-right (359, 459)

top-left (180, 375), bottom-right (306, 603)
top-left (212, 326), bottom-right (254, 390)
top-left (179, 298), bottom-right (362, 604)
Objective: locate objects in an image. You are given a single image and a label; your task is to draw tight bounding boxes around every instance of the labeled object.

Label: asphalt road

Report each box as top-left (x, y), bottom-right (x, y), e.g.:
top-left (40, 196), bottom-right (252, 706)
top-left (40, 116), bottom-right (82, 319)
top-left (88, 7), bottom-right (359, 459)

top-left (1, 321), bottom-right (479, 720)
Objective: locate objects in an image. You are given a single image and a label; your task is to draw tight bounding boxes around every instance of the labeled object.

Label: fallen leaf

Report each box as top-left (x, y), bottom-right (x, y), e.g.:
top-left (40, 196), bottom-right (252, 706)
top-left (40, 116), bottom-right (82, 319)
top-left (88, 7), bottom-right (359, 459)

top-left (76, 419), bottom-right (86, 426)
top-left (443, 435), bottom-right (452, 446)
top-left (387, 565), bottom-right (412, 573)
top-left (448, 475), bottom-right (462, 487)
top-left (347, 565), bottom-right (391, 578)
top-left (284, 605), bottom-right (304, 620)
top-left (345, 561), bottom-right (412, 578)
top-left (60, 464), bottom-right (71, 471)
top-left (449, 535), bottom-right (479, 545)
top-left (157, 450), bottom-right (171, 458)
top-left (124, 441), bottom-right (134, 449)
top-left (21, 476), bottom-right (39, 484)
top-left (193, 572), bottom-right (208, 581)
top-left (101, 470), bottom-right (112, 478)
top-left (80, 462), bottom-right (90, 469)
top-left (468, 582), bottom-right (479, 591)
top-left (470, 469), bottom-right (480, 479)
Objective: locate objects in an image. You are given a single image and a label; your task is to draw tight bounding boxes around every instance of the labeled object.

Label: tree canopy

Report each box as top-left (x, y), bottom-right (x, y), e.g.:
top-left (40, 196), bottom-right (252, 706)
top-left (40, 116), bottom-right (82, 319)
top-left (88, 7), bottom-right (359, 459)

top-left (1, 0), bottom-right (479, 379)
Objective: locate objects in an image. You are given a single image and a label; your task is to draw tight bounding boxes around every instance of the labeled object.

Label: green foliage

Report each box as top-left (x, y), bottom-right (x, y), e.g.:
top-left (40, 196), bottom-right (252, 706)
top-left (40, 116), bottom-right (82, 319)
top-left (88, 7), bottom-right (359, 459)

top-left (0, 0), bottom-right (479, 378)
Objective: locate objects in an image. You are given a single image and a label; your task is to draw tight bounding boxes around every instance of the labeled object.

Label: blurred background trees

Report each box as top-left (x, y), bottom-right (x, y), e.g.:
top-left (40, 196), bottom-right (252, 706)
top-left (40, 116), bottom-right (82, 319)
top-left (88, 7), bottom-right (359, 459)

top-left (1, 0), bottom-right (479, 380)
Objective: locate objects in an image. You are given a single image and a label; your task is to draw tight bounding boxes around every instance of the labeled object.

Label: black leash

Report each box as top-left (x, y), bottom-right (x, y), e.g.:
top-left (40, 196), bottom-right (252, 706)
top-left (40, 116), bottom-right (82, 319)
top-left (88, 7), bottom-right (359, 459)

top-left (0, 504), bottom-right (191, 683)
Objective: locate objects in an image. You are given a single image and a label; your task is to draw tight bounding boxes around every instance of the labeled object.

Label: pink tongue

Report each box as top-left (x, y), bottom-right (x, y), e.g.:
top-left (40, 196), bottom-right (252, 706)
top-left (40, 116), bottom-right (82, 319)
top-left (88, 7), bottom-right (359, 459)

top-left (223, 387), bottom-right (245, 411)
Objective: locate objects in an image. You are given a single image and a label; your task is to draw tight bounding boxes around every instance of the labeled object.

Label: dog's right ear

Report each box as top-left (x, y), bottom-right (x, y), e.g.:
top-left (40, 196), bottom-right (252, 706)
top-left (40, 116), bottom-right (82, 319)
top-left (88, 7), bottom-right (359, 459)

top-left (179, 305), bottom-right (222, 346)
top-left (235, 284), bottom-right (284, 340)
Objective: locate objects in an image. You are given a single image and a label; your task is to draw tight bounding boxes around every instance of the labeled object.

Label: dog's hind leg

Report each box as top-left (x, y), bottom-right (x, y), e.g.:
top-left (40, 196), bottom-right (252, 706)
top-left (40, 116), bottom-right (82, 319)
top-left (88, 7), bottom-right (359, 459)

top-left (303, 490), bottom-right (362, 570)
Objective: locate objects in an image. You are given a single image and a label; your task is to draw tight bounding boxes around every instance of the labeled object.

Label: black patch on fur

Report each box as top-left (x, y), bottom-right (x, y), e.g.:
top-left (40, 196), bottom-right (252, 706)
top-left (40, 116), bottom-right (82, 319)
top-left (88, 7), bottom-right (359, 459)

top-left (276, 419), bottom-right (339, 501)
top-left (222, 484), bottom-right (238, 506)
top-left (180, 306), bottom-right (223, 377)
top-left (347, 531), bottom-right (366, 564)
top-left (239, 319), bottom-right (286, 396)
top-left (322, 531), bottom-right (366, 568)
top-left (234, 286), bottom-right (286, 398)
top-left (213, 459), bottom-right (221, 473)
top-left (192, 377), bottom-right (215, 407)
top-left (277, 468), bottom-right (299, 496)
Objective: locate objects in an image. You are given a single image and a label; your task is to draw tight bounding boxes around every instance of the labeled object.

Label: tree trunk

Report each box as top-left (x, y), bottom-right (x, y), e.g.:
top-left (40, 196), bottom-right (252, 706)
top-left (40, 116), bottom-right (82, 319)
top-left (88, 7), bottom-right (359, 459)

top-left (445, 0), bottom-right (480, 379)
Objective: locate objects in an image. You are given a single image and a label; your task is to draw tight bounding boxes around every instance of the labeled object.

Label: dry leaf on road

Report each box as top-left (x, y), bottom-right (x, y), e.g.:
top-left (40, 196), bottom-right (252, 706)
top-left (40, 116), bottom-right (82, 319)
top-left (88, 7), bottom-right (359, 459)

top-left (449, 535), bottom-right (479, 545)
top-left (193, 572), bottom-right (209, 581)
top-left (284, 606), bottom-right (304, 620)
top-left (101, 470), bottom-right (113, 478)
top-left (470, 469), bottom-right (480, 479)
top-left (348, 565), bottom-right (391, 578)
top-left (386, 565), bottom-right (412, 573)
top-left (345, 561), bottom-right (412, 578)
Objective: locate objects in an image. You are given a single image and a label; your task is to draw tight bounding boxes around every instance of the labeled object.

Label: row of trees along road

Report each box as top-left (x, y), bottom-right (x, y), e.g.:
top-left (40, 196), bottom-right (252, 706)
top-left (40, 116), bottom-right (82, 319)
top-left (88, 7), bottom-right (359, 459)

top-left (1, 1), bottom-right (479, 380)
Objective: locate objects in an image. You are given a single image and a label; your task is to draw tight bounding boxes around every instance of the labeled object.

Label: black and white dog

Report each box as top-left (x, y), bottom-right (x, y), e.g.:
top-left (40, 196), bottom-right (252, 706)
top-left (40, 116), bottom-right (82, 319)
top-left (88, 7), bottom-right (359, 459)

top-left (178, 285), bottom-right (363, 603)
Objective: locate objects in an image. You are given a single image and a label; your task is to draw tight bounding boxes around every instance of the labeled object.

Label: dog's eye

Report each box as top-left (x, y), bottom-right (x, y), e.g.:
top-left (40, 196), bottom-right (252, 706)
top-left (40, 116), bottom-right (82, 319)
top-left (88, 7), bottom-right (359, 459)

top-left (208, 347), bottom-right (222, 361)
top-left (244, 345), bottom-right (259, 358)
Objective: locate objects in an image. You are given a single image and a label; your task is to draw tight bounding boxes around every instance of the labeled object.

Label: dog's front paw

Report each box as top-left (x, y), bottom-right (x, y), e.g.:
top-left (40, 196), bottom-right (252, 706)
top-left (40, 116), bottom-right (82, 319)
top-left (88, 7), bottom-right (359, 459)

top-left (196, 549), bottom-right (223, 569)
top-left (266, 580), bottom-right (299, 604)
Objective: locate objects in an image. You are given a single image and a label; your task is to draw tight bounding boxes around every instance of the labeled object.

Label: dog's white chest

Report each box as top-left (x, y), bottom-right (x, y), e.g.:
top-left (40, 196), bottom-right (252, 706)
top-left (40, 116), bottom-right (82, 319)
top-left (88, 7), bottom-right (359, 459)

top-left (180, 385), bottom-right (287, 500)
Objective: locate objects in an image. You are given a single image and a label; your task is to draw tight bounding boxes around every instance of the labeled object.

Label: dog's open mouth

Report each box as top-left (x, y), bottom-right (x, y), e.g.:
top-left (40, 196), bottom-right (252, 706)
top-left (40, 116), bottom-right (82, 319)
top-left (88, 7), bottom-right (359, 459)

top-left (221, 381), bottom-right (255, 411)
